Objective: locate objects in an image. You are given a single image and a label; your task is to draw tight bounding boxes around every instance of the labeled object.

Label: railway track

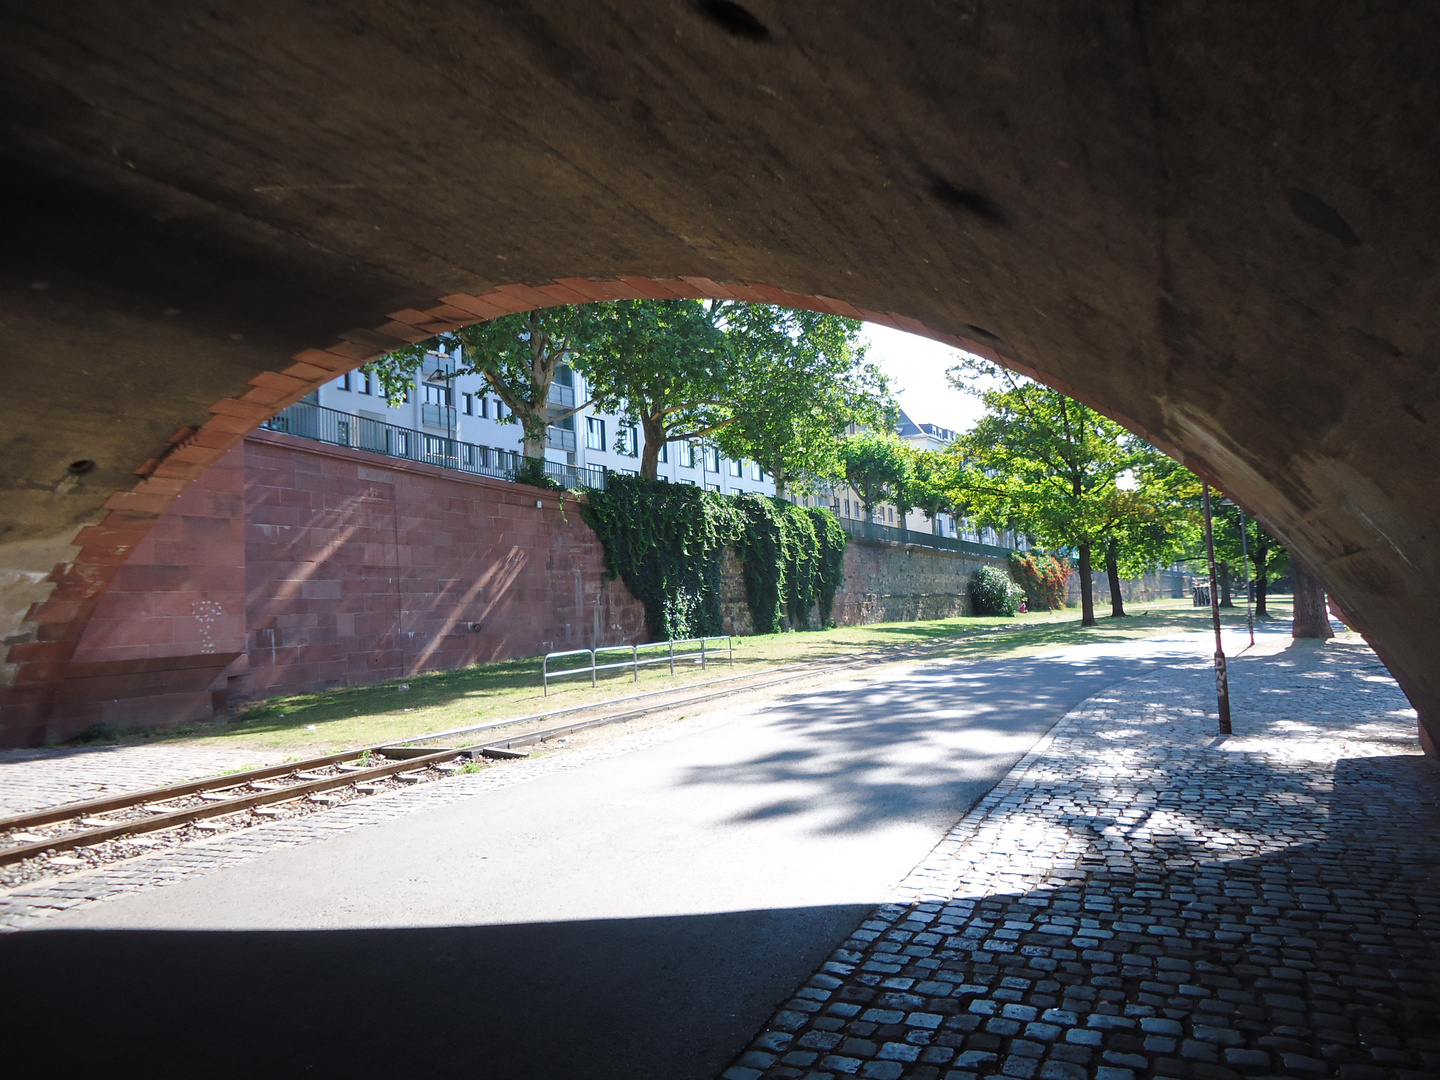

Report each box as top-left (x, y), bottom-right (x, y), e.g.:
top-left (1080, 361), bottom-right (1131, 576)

top-left (1, 625), bottom-right (1010, 876)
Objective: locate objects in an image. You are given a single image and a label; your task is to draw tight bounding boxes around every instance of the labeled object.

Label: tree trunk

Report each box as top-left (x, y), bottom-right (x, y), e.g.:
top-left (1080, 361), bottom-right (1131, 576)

top-left (771, 458), bottom-right (787, 502)
top-left (518, 403), bottom-right (547, 461)
top-left (1218, 562), bottom-right (1233, 607)
top-left (1106, 539), bottom-right (1126, 618)
top-left (639, 417), bottom-right (665, 480)
top-left (1253, 541), bottom-right (1269, 618)
top-left (1292, 561), bottom-right (1333, 639)
top-left (1078, 541), bottom-right (1097, 626)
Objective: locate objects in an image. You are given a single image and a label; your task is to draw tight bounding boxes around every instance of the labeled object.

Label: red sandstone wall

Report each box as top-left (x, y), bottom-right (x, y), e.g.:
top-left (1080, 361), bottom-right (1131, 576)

top-left (241, 432), bottom-right (644, 699)
top-left (60, 446), bottom-right (248, 730)
top-left (60, 433), bottom-right (646, 735)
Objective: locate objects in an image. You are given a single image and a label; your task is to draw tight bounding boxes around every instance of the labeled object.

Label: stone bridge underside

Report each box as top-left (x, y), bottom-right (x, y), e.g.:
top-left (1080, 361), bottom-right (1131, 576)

top-left (1, 2), bottom-right (1437, 750)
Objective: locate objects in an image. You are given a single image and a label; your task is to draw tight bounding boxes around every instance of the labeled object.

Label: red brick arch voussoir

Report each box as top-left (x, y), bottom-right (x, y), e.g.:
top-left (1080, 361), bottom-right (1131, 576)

top-left (1, 275), bottom-right (1177, 745)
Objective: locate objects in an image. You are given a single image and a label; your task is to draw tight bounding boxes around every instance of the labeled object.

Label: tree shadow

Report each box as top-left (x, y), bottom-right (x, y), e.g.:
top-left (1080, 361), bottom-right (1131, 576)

top-left (675, 654), bottom-right (1170, 836)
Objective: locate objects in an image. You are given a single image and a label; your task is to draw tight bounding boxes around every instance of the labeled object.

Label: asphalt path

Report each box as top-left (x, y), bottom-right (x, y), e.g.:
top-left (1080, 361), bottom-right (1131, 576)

top-left (2, 633), bottom-right (1221, 1078)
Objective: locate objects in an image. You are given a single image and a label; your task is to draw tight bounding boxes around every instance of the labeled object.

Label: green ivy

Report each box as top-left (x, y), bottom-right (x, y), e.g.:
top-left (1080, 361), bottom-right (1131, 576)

top-left (581, 476), bottom-right (846, 640)
top-left (810, 507), bottom-right (848, 627)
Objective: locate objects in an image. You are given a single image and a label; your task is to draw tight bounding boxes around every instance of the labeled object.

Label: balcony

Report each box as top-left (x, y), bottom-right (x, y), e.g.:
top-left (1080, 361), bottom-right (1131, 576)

top-left (546, 425), bottom-right (577, 452)
top-left (421, 403), bottom-right (456, 428)
top-left (546, 381), bottom-right (576, 413)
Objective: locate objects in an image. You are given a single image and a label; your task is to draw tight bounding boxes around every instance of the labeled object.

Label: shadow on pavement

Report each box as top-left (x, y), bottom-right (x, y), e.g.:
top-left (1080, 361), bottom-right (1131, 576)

top-left (2, 904), bottom-right (870, 1079)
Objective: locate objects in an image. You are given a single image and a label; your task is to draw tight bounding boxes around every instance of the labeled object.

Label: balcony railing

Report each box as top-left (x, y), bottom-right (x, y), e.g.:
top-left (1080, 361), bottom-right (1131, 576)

top-left (261, 402), bottom-right (606, 490)
top-left (421, 403), bottom-right (456, 428)
top-left (546, 382), bottom-right (576, 411)
top-left (545, 425), bottom-right (577, 452)
top-left (838, 517), bottom-right (1015, 558)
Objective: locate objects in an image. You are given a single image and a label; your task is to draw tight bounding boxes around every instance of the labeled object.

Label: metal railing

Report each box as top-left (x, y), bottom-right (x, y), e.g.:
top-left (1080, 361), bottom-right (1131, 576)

top-left (262, 401), bottom-right (606, 490)
top-left (838, 518), bottom-right (1015, 559)
top-left (542, 636), bottom-right (734, 694)
top-left (547, 382), bottom-right (576, 410)
top-left (546, 425), bottom-right (577, 452)
top-left (421, 403), bottom-right (456, 428)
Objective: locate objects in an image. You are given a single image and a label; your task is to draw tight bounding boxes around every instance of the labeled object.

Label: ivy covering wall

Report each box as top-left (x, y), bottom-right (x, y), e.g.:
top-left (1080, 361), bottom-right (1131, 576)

top-left (581, 475), bottom-right (847, 640)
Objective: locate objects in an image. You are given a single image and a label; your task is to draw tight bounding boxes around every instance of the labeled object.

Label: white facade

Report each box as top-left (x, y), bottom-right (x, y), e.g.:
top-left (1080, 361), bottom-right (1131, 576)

top-left (313, 352), bottom-right (776, 497)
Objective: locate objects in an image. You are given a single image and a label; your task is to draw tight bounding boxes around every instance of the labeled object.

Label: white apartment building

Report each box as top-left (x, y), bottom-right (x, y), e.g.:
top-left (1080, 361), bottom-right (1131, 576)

top-left (310, 349), bottom-right (776, 497)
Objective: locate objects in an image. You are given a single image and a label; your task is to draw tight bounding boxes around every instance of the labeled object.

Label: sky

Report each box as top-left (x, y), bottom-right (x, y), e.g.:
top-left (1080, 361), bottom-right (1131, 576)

top-left (857, 322), bottom-right (991, 435)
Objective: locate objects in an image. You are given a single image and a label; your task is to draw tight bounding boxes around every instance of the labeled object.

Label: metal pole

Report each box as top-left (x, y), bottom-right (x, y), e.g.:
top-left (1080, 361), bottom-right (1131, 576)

top-left (669, 638), bottom-right (675, 676)
top-left (1237, 508), bottom-right (1255, 648)
top-left (590, 649), bottom-right (597, 689)
top-left (632, 644), bottom-right (638, 682)
top-left (1202, 487), bottom-right (1233, 734)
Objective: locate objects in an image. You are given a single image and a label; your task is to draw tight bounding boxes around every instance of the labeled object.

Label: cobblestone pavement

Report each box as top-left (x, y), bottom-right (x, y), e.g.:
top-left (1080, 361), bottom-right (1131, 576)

top-left (724, 637), bottom-right (1440, 1080)
top-left (0, 742), bottom-right (291, 818)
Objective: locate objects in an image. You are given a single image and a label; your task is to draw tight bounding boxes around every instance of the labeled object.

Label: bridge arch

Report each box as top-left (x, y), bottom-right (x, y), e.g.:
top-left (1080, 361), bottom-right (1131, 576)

top-left (2, 3), bottom-right (1437, 751)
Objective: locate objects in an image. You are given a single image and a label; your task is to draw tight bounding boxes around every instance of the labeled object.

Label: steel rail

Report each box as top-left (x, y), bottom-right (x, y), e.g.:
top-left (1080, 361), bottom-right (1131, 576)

top-left (0, 747), bottom-right (463, 867)
top-left (0, 748), bottom-right (367, 832)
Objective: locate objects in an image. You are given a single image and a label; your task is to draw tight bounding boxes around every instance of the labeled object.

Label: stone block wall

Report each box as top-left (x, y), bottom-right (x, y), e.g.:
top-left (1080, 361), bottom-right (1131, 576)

top-left (240, 433), bottom-right (644, 700)
top-left (55, 432), bottom-right (646, 736)
top-left (719, 538), bottom-right (1010, 635)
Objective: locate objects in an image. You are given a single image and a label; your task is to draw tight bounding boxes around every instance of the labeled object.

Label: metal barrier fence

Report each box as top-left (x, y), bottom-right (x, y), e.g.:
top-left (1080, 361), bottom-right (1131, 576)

top-left (262, 401), bottom-right (606, 490)
top-left (837, 517), bottom-right (1016, 559)
top-left (542, 636), bottom-right (734, 694)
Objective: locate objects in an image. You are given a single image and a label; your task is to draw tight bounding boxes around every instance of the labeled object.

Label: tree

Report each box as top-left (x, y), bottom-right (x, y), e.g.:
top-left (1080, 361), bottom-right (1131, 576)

top-left (947, 359), bottom-right (1168, 627)
top-left (905, 447), bottom-right (960, 532)
top-left (712, 306), bottom-right (892, 500)
top-left (364, 308), bottom-right (597, 469)
top-left (1292, 559), bottom-right (1334, 639)
top-left (577, 300), bottom-right (733, 480)
top-left (837, 432), bottom-right (913, 523)
top-left (1103, 451), bottom-right (1201, 617)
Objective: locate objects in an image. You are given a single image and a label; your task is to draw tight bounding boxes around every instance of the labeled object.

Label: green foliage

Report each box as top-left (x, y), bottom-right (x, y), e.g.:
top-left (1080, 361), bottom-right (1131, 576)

top-left (732, 495), bottom-right (832, 633)
top-left (905, 447), bottom-right (959, 524)
top-left (713, 305), bottom-right (893, 498)
top-left (1009, 552), bottom-right (1071, 610)
top-left (513, 456), bottom-right (562, 491)
top-left (581, 476), bottom-right (846, 640)
top-left (363, 308), bottom-right (600, 458)
top-left (809, 506), bottom-right (848, 627)
top-left (579, 300), bottom-right (732, 478)
top-left (838, 431), bottom-right (913, 520)
top-left (580, 475), bottom-right (735, 641)
top-left (969, 565), bottom-right (1022, 617)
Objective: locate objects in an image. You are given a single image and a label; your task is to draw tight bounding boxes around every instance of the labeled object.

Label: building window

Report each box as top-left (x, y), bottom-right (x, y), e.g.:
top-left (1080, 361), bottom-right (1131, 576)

top-left (659, 442), bottom-right (668, 464)
top-left (424, 383), bottom-right (451, 407)
top-left (339, 372), bottom-right (352, 391)
top-left (680, 442), bottom-right (697, 469)
top-left (495, 399), bottom-right (506, 420)
top-left (844, 499), bottom-right (851, 517)
top-left (462, 393), bottom-right (474, 416)
top-left (750, 462), bottom-right (762, 481)
top-left (477, 395), bottom-right (488, 419)
top-left (358, 371), bottom-right (372, 395)
top-left (586, 417), bottom-right (606, 451)
top-left (617, 425), bottom-right (639, 457)
top-left (707, 483), bottom-right (721, 492)
top-left (728, 458), bottom-right (742, 477)
top-left (704, 446), bottom-right (720, 473)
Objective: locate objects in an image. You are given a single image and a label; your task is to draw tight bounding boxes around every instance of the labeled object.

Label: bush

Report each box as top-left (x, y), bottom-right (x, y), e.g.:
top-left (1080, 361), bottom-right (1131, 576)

top-left (970, 565), bottom-right (1023, 616)
top-left (1008, 552), bottom-right (1072, 611)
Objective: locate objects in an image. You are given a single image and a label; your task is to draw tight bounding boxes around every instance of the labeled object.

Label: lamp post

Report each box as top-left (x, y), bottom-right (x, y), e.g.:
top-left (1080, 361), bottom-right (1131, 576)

top-left (1202, 486), bottom-right (1233, 734)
